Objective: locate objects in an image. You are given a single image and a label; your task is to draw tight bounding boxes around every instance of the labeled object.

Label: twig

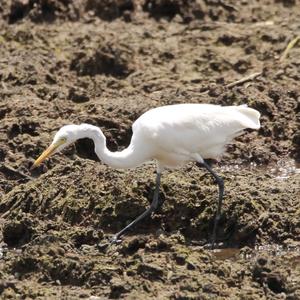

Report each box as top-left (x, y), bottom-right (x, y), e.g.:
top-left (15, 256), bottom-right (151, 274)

top-left (219, 0), bottom-right (238, 12)
top-left (0, 164), bottom-right (33, 180)
top-left (225, 72), bottom-right (262, 88)
top-left (1, 81), bottom-right (8, 91)
top-left (199, 89), bottom-right (209, 95)
top-left (279, 36), bottom-right (300, 62)
top-left (198, 72), bottom-right (262, 94)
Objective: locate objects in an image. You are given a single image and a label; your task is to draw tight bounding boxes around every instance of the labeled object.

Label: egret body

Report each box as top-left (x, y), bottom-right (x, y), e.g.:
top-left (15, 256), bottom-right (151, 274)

top-left (33, 103), bottom-right (260, 247)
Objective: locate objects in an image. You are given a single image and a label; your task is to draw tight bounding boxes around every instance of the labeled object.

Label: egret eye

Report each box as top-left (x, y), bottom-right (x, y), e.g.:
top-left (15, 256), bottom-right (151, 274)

top-left (60, 137), bottom-right (67, 144)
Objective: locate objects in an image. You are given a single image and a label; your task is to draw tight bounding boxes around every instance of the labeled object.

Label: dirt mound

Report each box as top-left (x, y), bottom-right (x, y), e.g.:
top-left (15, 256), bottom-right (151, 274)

top-left (70, 39), bottom-right (135, 78)
top-left (5, 0), bottom-right (81, 23)
top-left (4, 0), bottom-right (135, 23)
top-left (142, 0), bottom-right (205, 22)
top-left (3, 0), bottom-right (299, 24)
top-left (1, 162), bottom-right (299, 246)
top-left (86, 0), bottom-right (134, 21)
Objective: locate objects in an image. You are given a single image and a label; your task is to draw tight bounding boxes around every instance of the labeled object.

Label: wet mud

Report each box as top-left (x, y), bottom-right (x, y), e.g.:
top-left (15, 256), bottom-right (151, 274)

top-left (0, 0), bottom-right (300, 299)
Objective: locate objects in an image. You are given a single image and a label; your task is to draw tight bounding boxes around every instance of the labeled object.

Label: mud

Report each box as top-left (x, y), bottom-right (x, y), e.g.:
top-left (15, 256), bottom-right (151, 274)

top-left (0, 0), bottom-right (300, 299)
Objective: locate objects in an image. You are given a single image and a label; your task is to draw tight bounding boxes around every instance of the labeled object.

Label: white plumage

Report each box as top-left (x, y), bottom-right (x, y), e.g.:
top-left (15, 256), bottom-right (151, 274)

top-left (33, 103), bottom-right (261, 247)
top-left (131, 104), bottom-right (260, 169)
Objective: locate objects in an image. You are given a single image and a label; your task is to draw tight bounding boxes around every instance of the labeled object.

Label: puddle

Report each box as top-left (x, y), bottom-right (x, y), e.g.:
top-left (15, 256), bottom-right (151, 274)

top-left (220, 159), bottom-right (300, 180)
top-left (0, 244), bottom-right (22, 260)
top-left (269, 159), bottom-right (300, 180)
top-left (212, 248), bottom-right (240, 260)
top-left (212, 244), bottom-right (300, 262)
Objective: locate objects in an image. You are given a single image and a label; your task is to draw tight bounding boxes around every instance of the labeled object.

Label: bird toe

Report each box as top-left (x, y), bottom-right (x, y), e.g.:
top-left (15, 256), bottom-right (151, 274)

top-left (110, 235), bottom-right (122, 245)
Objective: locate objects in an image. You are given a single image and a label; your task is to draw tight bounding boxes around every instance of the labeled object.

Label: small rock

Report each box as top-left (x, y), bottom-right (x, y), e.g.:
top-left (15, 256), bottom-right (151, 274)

top-left (257, 257), bottom-right (268, 266)
top-left (109, 278), bottom-right (131, 299)
top-left (172, 252), bottom-right (186, 265)
top-left (3, 220), bottom-right (33, 247)
top-left (137, 263), bottom-right (164, 280)
top-left (186, 261), bottom-right (196, 270)
top-left (68, 87), bottom-right (90, 103)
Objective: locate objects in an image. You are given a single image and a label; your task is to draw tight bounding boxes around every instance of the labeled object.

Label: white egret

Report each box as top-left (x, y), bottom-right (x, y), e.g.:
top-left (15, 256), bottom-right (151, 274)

top-left (32, 103), bottom-right (260, 248)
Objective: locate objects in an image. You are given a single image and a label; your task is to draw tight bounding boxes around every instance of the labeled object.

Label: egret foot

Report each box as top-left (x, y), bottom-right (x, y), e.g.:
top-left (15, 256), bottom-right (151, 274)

top-left (97, 235), bottom-right (122, 252)
top-left (203, 241), bottom-right (224, 250)
top-left (97, 240), bottom-right (110, 252)
top-left (110, 235), bottom-right (122, 245)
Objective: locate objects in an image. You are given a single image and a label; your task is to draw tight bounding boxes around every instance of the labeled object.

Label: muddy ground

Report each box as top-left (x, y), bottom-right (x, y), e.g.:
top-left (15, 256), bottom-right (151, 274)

top-left (0, 0), bottom-right (299, 299)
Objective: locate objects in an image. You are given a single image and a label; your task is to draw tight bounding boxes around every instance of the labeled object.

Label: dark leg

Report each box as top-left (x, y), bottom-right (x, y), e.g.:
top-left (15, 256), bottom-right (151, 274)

top-left (197, 161), bottom-right (224, 249)
top-left (110, 172), bottom-right (162, 244)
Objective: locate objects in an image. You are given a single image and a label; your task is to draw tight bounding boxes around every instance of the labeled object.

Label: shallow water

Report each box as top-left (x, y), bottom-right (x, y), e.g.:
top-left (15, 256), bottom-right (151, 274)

top-left (213, 244), bottom-right (300, 263)
top-left (269, 159), bottom-right (300, 180)
top-left (212, 247), bottom-right (240, 260)
top-left (220, 159), bottom-right (300, 180)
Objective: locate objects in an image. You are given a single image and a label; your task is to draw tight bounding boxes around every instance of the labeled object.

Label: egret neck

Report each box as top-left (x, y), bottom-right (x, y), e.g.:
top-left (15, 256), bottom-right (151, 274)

top-left (79, 124), bottom-right (150, 169)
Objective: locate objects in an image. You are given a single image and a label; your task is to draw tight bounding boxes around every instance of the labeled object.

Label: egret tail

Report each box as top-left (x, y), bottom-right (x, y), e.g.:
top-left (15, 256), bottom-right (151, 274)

top-left (235, 105), bottom-right (261, 129)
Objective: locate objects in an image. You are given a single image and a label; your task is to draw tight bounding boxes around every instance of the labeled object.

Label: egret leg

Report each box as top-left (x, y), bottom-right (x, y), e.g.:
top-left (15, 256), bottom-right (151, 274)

top-left (110, 172), bottom-right (161, 244)
top-left (197, 161), bottom-right (224, 249)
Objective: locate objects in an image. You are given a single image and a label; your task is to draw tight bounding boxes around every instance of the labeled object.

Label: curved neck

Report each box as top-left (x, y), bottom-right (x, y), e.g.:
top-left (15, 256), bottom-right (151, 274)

top-left (79, 124), bottom-right (149, 169)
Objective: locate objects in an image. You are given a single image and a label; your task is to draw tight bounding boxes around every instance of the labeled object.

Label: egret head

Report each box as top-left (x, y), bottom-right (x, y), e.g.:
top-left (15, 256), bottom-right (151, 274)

top-left (32, 125), bottom-right (80, 168)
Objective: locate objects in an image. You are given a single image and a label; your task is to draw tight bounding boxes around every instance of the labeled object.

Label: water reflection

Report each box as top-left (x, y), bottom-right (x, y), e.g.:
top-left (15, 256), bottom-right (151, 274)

top-left (220, 159), bottom-right (300, 180)
top-left (212, 243), bottom-right (300, 262)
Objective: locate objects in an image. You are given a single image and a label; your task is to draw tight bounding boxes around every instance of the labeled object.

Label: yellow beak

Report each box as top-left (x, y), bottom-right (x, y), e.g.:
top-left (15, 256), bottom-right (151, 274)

top-left (31, 142), bottom-right (60, 169)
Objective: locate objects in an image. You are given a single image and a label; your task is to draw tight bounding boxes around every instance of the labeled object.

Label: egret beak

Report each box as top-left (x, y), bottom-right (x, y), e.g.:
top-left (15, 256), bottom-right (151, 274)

top-left (31, 141), bottom-right (63, 169)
